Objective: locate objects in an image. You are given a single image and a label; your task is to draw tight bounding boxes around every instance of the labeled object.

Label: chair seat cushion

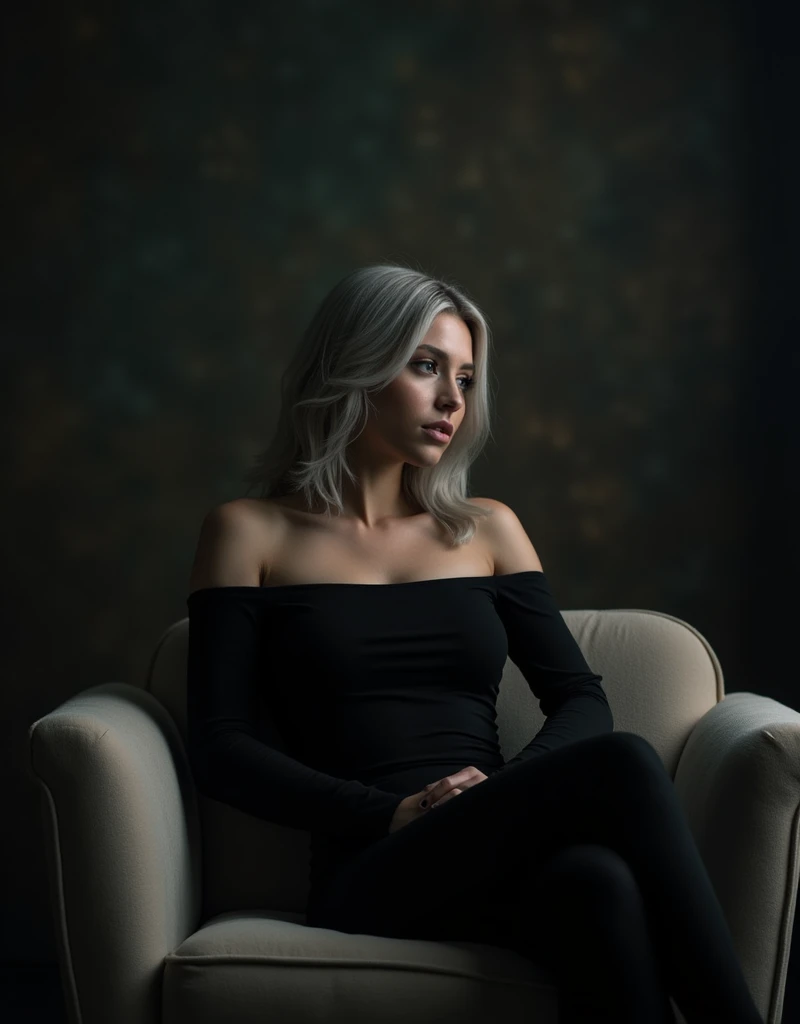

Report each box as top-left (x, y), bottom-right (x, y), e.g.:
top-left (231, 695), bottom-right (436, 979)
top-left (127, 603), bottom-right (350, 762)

top-left (163, 909), bottom-right (558, 1024)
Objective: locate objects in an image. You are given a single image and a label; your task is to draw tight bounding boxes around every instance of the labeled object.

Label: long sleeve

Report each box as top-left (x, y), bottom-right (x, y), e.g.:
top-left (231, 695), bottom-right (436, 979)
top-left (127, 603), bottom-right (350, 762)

top-left (493, 571), bottom-right (614, 772)
top-left (185, 587), bottom-right (403, 842)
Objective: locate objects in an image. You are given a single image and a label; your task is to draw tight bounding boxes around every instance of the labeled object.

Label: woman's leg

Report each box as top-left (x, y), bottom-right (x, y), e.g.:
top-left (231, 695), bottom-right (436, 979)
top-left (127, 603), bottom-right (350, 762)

top-left (514, 843), bottom-right (675, 1024)
top-left (309, 732), bottom-right (763, 1024)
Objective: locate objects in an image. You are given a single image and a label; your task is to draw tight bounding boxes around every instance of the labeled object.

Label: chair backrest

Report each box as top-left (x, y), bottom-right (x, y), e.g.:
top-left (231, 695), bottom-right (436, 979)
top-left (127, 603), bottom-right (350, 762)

top-left (148, 606), bottom-right (724, 918)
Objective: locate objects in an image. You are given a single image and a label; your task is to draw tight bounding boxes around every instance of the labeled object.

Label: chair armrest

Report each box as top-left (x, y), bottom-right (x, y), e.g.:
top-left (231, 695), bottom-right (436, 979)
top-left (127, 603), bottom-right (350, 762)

top-left (673, 691), bottom-right (800, 1024)
top-left (28, 681), bottom-right (203, 1024)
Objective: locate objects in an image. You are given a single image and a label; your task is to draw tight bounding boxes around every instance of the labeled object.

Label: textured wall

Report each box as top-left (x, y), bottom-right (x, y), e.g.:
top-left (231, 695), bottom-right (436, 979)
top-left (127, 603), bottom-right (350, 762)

top-left (6, 0), bottom-right (795, 983)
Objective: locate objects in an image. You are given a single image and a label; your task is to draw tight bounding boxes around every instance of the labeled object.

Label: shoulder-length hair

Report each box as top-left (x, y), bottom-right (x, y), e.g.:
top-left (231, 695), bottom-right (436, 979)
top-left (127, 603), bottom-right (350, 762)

top-left (242, 261), bottom-right (497, 546)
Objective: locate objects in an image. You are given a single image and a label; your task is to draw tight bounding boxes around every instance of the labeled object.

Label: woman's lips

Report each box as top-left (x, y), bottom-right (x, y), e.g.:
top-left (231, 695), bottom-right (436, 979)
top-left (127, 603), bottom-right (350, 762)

top-left (422, 426), bottom-right (450, 443)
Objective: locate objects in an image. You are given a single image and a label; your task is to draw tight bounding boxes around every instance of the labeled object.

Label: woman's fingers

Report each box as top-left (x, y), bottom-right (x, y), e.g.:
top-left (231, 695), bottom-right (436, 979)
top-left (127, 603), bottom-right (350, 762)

top-left (420, 766), bottom-right (488, 808)
top-left (430, 786), bottom-right (463, 808)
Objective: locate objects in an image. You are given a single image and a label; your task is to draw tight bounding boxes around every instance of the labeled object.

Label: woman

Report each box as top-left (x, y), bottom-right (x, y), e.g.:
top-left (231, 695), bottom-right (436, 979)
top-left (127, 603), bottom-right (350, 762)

top-left (185, 262), bottom-right (763, 1023)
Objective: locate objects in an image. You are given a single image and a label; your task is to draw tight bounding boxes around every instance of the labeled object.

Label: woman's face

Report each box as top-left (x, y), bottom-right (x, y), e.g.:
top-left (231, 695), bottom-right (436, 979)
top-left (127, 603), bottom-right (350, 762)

top-left (358, 312), bottom-right (475, 467)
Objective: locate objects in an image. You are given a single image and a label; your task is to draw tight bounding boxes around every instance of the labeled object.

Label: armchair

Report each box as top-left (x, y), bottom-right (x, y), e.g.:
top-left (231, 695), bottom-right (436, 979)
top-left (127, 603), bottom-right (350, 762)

top-left (28, 603), bottom-right (800, 1023)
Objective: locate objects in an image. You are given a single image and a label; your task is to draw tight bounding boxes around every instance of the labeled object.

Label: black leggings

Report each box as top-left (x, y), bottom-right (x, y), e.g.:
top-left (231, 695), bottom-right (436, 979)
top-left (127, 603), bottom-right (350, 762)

top-left (306, 732), bottom-right (763, 1024)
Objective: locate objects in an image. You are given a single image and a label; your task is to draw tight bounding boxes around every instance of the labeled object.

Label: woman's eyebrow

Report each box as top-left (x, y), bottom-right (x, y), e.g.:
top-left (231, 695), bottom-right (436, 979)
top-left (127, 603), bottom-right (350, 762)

top-left (417, 343), bottom-right (475, 371)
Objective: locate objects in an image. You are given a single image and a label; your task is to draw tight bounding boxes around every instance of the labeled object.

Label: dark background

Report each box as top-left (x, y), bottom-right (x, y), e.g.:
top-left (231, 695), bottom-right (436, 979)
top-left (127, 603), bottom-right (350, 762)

top-left (4, 0), bottom-right (798, 1019)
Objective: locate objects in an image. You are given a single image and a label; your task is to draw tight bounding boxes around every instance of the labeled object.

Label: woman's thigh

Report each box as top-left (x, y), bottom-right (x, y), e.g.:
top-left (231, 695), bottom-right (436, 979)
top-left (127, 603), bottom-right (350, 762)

top-left (308, 730), bottom-right (670, 941)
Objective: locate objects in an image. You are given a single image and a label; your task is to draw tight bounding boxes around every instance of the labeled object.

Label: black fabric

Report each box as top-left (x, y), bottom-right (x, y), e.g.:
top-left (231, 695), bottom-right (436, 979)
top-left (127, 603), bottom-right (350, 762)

top-left (185, 570), bottom-right (613, 894)
top-left (185, 570), bottom-right (762, 1022)
top-left (308, 733), bottom-right (763, 1024)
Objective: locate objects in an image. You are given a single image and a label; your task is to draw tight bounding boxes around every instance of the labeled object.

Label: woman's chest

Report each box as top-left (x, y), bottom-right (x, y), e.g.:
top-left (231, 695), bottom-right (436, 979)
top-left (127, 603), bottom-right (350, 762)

top-left (261, 501), bottom-right (494, 587)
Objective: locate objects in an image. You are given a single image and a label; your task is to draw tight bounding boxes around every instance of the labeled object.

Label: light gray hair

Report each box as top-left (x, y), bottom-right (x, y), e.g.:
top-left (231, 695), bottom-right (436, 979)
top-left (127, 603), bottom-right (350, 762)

top-left (242, 261), bottom-right (497, 546)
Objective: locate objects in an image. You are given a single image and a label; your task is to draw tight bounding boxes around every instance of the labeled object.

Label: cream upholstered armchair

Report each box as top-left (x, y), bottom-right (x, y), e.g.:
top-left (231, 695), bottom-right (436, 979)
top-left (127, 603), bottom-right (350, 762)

top-left (28, 603), bottom-right (799, 1024)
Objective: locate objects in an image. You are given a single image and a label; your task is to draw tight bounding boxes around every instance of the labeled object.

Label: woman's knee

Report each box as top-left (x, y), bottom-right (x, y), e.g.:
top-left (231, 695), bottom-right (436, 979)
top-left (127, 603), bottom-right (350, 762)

top-left (541, 843), bottom-right (642, 911)
top-left (595, 730), bottom-right (667, 778)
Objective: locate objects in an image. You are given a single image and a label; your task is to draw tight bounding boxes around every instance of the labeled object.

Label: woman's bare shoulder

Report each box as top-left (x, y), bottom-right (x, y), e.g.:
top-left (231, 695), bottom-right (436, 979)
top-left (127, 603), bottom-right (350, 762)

top-left (468, 496), bottom-right (505, 511)
top-left (188, 499), bottom-right (279, 592)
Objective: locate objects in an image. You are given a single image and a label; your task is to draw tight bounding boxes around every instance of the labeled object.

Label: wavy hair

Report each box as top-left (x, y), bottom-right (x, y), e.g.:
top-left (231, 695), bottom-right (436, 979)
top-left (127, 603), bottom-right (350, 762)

top-left (242, 261), bottom-right (497, 546)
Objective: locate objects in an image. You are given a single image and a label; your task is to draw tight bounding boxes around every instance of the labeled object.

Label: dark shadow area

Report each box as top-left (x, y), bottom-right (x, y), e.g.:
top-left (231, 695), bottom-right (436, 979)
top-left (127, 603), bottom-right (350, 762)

top-left (734, 0), bottom-right (800, 1019)
top-left (0, 966), bottom-right (68, 1024)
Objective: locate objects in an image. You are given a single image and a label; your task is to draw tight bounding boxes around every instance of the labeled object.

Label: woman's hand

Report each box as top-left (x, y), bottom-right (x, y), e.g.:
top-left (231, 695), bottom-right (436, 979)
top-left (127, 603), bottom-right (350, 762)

top-left (420, 765), bottom-right (489, 810)
top-left (388, 766), bottom-right (489, 834)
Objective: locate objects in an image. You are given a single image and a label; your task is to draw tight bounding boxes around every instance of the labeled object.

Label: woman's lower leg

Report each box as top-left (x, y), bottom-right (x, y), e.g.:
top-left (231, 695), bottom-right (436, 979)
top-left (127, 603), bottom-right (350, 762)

top-left (586, 735), bottom-right (763, 1023)
top-left (527, 843), bottom-right (676, 1024)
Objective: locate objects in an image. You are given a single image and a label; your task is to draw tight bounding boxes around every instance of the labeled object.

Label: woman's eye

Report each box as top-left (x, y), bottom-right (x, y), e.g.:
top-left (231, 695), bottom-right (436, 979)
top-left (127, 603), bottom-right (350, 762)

top-left (413, 360), bottom-right (475, 391)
